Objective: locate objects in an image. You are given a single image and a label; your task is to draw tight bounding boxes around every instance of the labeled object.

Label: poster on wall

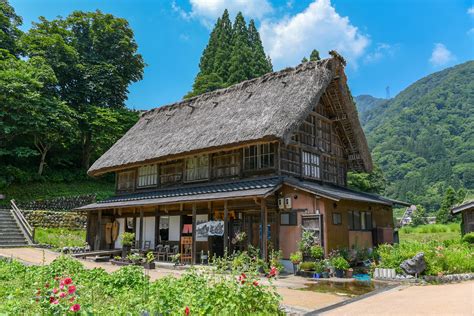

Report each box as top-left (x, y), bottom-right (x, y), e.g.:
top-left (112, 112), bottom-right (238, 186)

top-left (196, 221), bottom-right (224, 238)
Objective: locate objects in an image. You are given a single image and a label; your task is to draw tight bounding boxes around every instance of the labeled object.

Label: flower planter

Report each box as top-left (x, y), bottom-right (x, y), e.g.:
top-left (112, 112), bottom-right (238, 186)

top-left (346, 269), bottom-right (353, 278)
top-left (312, 273), bottom-right (321, 279)
top-left (122, 246), bottom-right (131, 258)
top-left (111, 259), bottom-right (134, 266)
top-left (143, 262), bottom-right (155, 269)
top-left (292, 263), bottom-right (300, 275)
top-left (335, 269), bottom-right (345, 278)
top-left (321, 271), bottom-right (329, 278)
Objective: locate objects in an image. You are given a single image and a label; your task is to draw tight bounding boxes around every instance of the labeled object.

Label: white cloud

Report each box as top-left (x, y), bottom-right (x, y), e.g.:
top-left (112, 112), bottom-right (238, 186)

top-left (259, 0), bottom-right (369, 69)
top-left (468, 6), bottom-right (474, 16)
top-left (172, 0), bottom-right (273, 28)
top-left (429, 43), bottom-right (455, 67)
top-left (364, 43), bottom-right (398, 64)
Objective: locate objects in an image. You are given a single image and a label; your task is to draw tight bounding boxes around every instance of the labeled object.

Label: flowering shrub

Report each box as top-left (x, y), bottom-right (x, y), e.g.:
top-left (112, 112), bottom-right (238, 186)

top-left (0, 255), bottom-right (282, 315)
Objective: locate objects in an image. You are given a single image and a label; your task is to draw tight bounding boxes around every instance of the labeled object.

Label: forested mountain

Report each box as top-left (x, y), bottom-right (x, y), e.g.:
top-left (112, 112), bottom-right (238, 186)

top-left (354, 95), bottom-right (389, 125)
top-left (356, 61), bottom-right (474, 212)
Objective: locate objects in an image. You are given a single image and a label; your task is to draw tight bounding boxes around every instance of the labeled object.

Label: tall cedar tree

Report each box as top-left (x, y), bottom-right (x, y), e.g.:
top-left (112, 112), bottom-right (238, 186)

top-left (23, 11), bottom-right (145, 169)
top-left (186, 10), bottom-right (272, 98)
top-left (0, 0), bottom-right (23, 56)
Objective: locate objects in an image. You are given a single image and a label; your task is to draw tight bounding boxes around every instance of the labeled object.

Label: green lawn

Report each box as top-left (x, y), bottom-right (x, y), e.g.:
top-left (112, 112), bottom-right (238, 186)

top-left (399, 223), bottom-right (461, 243)
top-left (34, 228), bottom-right (86, 249)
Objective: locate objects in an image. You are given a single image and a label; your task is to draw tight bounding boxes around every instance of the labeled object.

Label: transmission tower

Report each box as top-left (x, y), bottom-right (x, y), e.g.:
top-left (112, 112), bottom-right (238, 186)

top-left (385, 86), bottom-right (390, 99)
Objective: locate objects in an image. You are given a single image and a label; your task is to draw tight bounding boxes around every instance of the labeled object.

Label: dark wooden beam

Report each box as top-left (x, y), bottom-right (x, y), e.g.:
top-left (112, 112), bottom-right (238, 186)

top-left (224, 200), bottom-right (228, 255)
top-left (154, 206), bottom-right (160, 248)
top-left (97, 209), bottom-right (102, 250)
top-left (139, 208), bottom-right (144, 250)
top-left (261, 198), bottom-right (268, 260)
top-left (192, 203), bottom-right (197, 265)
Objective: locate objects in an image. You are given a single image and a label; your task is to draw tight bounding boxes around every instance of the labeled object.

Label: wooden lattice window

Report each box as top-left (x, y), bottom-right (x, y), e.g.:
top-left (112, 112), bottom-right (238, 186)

top-left (117, 170), bottom-right (135, 191)
top-left (280, 145), bottom-right (300, 175)
top-left (160, 161), bottom-right (183, 185)
top-left (322, 156), bottom-right (337, 183)
top-left (185, 155), bottom-right (209, 182)
top-left (243, 143), bottom-right (275, 170)
top-left (337, 162), bottom-right (347, 186)
top-left (302, 151), bottom-right (320, 179)
top-left (137, 164), bottom-right (158, 188)
top-left (212, 151), bottom-right (239, 178)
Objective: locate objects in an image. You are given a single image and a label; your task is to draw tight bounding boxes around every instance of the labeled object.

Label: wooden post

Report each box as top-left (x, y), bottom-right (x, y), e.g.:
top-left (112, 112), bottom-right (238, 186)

top-left (154, 206), bottom-right (160, 248)
top-left (224, 200), bottom-right (228, 255)
top-left (97, 209), bottom-right (102, 250)
top-left (192, 203), bottom-right (197, 265)
top-left (261, 199), bottom-right (268, 260)
top-left (139, 208), bottom-right (144, 250)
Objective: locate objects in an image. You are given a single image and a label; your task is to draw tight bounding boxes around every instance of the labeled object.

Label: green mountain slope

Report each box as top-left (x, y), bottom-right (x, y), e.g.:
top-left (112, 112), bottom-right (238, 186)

top-left (354, 95), bottom-right (389, 125)
top-left (360, 61), bottom-right (474, 212)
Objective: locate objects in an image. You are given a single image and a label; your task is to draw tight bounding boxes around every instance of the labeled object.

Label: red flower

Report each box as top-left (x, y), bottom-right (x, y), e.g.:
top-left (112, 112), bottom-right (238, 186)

top-left (184, 306), bottom-right (190, 315)
top-left (253, 281), bottom-right (259, 286)
top-left (53, 288), bottom-right (59, 294)
top-left (59, 292), bottom-right (67, 298)
top-left (268, 266), bottom-right (278, 278)
top-left (238, 274), bottom-right (246, 284)
top-left (63, 277), bottom-right (73, 285)
top-left (70, 304), bottom-right (81, 312)
top-left (68, 285), bottom-right (76, 294)
top-left (52, 299), bottom-right (59, 305)
top-left (241, 273), bottom-right (246, 279)
top-left (36, 289), bottom-right (41, 296)
top-left (69, 296), bottom-right (76, 302)
top-left (45, 283), bottom-right (50, 288)
top-left (49, 296), bottom-right (55, 303)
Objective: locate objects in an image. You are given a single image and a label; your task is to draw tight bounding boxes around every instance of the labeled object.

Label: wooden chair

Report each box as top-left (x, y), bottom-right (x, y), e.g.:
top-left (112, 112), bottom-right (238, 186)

top-left (143, 241), bottom-right (151, 251)
top-left (157, 245), bottom-right (169, 261)
top-left (168, 245), bottom-right (179, 262)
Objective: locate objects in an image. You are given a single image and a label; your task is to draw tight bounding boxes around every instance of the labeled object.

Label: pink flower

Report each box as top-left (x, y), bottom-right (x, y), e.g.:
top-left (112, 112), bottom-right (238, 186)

top-left (53, 288), bottom-right (59, 294)
top-left (70, 304), bottom-right (81, 312)
top-left (59, 283), bottom-right (64, 290)
top-left (52, 299), bottom-right (59, 305)
top-left (59, 292), bottom-right (67, 298)
top-left (267, 266), bottom-right (278, 278)
top-left (184, 306), bottom-right (190, 315)
top-left (63, 277), bottom-right (73, 285)
top-left (253, 281), bottom-right (259, 286)
top-left (68, 285), bottom-right (76, 294)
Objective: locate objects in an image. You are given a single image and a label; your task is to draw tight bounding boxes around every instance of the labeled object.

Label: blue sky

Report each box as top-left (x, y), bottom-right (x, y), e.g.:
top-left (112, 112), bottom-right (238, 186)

top-left (11, 0), bottom-right (474, 110)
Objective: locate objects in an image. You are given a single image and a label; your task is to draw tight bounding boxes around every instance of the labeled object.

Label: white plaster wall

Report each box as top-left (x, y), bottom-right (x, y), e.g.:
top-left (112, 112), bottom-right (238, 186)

top-left (114, 218), bottom-right (125, 249)
top-left (135, 217), bottom-right (156, 248)
top-left (169, 216), bottom-right (181, 241)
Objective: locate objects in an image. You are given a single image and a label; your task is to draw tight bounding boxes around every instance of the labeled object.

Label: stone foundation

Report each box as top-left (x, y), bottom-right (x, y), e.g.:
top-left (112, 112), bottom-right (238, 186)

top-left (21, 210), bottom-right (87, 230)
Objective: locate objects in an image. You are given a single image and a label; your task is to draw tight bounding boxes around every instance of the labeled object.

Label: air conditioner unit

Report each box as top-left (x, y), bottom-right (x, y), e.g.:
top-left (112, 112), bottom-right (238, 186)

top-left (278, 198), bottom-right (285, 209)
top-left (284, 197), bottom-right (292, 209)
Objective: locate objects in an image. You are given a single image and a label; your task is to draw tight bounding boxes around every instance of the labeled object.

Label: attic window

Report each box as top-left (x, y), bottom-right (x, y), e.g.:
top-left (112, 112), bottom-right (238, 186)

top-left (160, 161), bottom-right (183, 185)
top-left (117, 170), bottom-right (135, 191)
top-left (185, 155), bottom-right (209, 182)
top-left (243, 143), bottom-right (275, 170)
top-left (137, 164), bottom-right (158, 187)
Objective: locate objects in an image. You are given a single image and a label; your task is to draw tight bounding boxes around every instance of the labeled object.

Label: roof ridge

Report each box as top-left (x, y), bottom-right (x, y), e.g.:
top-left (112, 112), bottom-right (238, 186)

top-left (143, 58), bottom-right (334, 117)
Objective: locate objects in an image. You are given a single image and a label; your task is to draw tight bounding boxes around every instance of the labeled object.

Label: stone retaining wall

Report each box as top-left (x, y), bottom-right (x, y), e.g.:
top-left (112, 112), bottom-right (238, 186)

top-left (21, 210), bottom-right (87, 230)
top-left (17, 195), bottom-right (95, 212)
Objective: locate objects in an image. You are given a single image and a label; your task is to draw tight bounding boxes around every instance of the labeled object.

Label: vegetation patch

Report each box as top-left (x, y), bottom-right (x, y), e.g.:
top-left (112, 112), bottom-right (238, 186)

top-left (0, 256), bottom-right (282, 315)
top-left (399, 223), bottom-right (461, 243)
top-left (34, 228), bottom-right (86, 249)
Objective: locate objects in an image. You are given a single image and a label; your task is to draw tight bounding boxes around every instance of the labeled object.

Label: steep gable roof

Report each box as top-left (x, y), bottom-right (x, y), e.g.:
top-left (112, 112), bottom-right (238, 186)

top-left (88, 53), bottom-right (372, 176)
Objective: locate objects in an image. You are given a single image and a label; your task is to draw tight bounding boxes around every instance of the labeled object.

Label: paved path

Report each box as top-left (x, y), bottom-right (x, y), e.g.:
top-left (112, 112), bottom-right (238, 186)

top-left (321, 281), bottom-right (474, 316)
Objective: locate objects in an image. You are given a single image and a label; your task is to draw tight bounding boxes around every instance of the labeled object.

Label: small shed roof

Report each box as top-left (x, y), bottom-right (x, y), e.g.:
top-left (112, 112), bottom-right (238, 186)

top-left (88, 53), bottom-right (372, 176)
top-left (451, 200), bottom-right (474, 214)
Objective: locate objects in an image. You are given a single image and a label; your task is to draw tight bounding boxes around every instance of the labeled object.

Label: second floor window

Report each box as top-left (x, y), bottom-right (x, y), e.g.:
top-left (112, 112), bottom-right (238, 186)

top-left (212, 150), bottom-right (239, 178)
top-left (137, 164), bottom-right (158, 187)
top-left (302, 151), bottom-right (320, 179)
top-left (185, 155), bottom-right (209, 182)
top-left (117, 171), bottom-right (135, 191)
top-left (244, 143), bottom-right (275, 170)
top-left (160, 161), bottom-right (183, 185)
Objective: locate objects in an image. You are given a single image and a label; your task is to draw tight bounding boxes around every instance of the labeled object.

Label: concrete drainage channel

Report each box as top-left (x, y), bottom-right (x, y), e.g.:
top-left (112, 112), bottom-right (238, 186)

top-left (303, 283), bottom-right (402, 316)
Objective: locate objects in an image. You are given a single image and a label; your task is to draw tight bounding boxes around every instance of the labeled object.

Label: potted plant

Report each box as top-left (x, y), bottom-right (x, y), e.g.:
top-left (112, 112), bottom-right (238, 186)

top-left (171, 253), bottom-right (181, 267)
top-left (120, 232), bottom-right (135, 258)
top-left (332, 256), bottom-right (349, 278)
top-left (290, 251), bottom-right (303, 275)
top-left (346, 268), bottom-right (354, 278)
top-left (313, 261), bottom-right (325, 278)
top-left (320, 259), bottom-right (330, 278)
top-left (144, 252), bottom-right (155, 269)
top-left (310, 245), bottom-right (324, 260)
top-left (299, 262), bottom-right (316, 272)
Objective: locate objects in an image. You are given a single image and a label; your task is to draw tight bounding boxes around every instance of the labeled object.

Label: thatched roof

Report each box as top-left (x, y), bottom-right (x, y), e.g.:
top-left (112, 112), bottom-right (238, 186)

top-left (89, 53), bottom-right (372, 176)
